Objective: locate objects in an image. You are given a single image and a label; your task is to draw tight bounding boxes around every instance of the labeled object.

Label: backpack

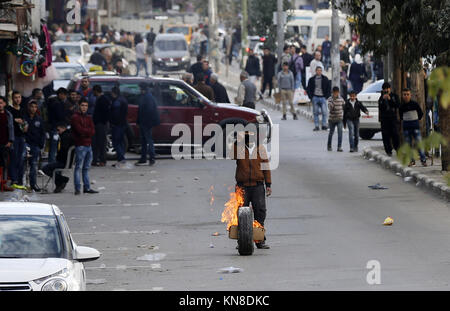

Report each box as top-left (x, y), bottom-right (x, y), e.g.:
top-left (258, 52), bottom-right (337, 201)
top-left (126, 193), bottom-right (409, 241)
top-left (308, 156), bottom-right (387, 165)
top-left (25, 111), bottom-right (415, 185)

top-left (289, 55), bottom-right (297, 77)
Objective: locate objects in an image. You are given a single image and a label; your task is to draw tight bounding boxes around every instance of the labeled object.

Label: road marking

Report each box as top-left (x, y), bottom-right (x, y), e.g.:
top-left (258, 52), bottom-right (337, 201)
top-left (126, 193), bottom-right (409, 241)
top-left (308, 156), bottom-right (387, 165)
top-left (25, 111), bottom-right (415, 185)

top-left (72, 230), bottom-right (161, 235)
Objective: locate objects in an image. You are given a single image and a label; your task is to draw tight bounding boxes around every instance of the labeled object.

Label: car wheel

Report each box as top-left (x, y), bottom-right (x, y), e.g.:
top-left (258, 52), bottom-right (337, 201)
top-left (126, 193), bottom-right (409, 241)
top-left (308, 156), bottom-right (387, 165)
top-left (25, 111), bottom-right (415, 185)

top-left (106, 134), bottom-right (129, 161)
top-left (359, 129), bottom-right (376, 140)
top-left (237, 207), bottom-right (254, 256)
top-left (128, 61), bottom-right (138, 76)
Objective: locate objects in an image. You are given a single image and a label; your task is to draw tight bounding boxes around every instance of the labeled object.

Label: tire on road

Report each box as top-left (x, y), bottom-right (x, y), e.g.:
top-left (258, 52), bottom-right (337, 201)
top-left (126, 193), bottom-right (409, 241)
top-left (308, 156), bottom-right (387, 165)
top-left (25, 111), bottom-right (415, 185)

top-left (238, 206), bottom-right (254, 256)
top-left (359, 129), bottom-right (376, 140)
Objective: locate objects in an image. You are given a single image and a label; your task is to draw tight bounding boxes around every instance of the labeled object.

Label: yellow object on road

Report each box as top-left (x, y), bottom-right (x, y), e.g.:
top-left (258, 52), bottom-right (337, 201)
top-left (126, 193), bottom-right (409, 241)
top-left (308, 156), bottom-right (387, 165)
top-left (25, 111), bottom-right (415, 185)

top-left (383, 217), bottom-right (394, 226)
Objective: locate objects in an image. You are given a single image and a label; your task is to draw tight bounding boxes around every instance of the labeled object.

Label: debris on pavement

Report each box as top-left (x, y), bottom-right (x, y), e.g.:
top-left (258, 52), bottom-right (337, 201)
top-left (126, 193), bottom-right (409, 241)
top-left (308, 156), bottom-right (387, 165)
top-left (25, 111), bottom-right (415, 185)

top-left (209, 243), bottom-right (215, 248)
top-left (218, 267), bottom-right (243, 274)
top-left (368, 183), bottom-right (389, 190)
top-left (383, 217), bottom-right (394, 226)
top-left (212, 232), bottom-right (220, 236)
top-left (136, 253), bottom-right (166, 261)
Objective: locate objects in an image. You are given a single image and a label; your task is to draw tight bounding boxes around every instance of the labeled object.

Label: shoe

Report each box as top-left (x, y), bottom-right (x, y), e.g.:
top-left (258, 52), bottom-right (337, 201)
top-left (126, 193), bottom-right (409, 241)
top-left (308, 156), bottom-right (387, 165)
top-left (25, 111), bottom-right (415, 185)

top-left (149, 159), bottom-right (156, 166)
top-left (54, 185), bottom-right (64, 194)
top-left (293, 114), bottom-right (298, 120)
top-left (91, 162), bottom-right (99, 167)
top-left (84, 189), bottom-right (99, 194)
top-left (327, 146), bottom-right (332, 152)
top-left (98, 162), bottom-right (106, 167)
top-left (350, 149), bottom-right (355, 153)
top-left (337, 148), bottom-right (343, 152)
top-left (387, 153), bottom-right (393, 157)
top-left (255, 241), bottom-right (270, 249)
top-left (421, 160), bottom-right (428, 167)
top-left (282, 115), bottom-right (287, 120)
top-left (313, 127), bottom-right (320, 131)
top-left (75, 190), bottom-right (81, 195)
top-left (31, 185), bottom-right (41, 193)
top-left (322, 126), bottom-right (328, 131)
top-left (135, 160), bottom-right (147, 166)
top-left (408, 160), bottom-right (416, 167)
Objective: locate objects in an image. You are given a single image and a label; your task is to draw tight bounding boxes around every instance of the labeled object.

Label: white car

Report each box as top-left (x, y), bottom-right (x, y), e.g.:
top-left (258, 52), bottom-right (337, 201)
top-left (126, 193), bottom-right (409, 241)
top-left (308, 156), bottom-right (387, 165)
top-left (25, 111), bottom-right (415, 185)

top-left (0, 203), bottom-right (100, 291)
top-left (53, 63), bottom-right (87, 91)
top-left (52, 41), bottom-right (92, 66)
top-left (358, 79), bottom-right (384, 140)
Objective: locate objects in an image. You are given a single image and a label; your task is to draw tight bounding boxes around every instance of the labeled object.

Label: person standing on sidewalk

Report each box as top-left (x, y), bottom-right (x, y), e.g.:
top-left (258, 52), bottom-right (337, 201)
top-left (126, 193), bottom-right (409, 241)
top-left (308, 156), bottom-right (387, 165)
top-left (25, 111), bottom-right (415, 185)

top-left (235, 71), bottom-right (257, 109)
top-left (7, 91), bottom-right (27, 188)
top-left (135, 36), bottom-right (148, 76)
top-left (343, 90), bottom-right (369, 153)
top-left (399, 88), bottom-right (427, 167)
top-left (309, 51), bottom-right (324, 77)
top-left (321, 35), bottom-right (332, 72)
top-left (307, 66), bottom-right (331, 131)
top-left (110, 87), bottom-right (129, 166)
top-left (260, 47), bottom-right (277, 99)
top-left (291, 47), bottom-right (304, 90)
top-left (71, 99), bottom-right (98, 195)
top-left (277, 62), bottom-right (297, 121)
top-left (245, 48), bottom-right (261, 86)
top-left (234, 129), bottom-right (272, 249)
top-left (24, 101), bottom-right (45, 192)
top-left (378, 82), bottom-right (400, 157)
top-left (0, 96), bottom-right (14, 191)
top-left (136, 83), bottom-right (160, 167)
top-left (327, 87), bottom-right (345, 152)
top-left (300, 45), bottom-right (314, 89)
top-left (47, 88), bottom-right (69, 163)
top-left (92, 85), bottom-right (111, 167)
top-left (210, 74), bottom-right (230, 103)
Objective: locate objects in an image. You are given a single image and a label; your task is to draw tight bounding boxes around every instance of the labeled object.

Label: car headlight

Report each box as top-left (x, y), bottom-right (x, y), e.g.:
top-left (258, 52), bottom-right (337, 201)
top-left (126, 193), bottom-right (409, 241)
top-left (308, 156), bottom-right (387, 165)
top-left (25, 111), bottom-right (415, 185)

top-left (157, 58), bottom-right (163, 62)
top-left (42, 278), bottom-right (68, 291)
top-left (182, 56), bottom-right (190, 62)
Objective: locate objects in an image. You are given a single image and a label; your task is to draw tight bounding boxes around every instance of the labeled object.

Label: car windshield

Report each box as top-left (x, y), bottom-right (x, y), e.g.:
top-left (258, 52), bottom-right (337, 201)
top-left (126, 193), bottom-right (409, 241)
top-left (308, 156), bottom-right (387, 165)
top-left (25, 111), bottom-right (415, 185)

top-left (167, 27), bottom-right (189, 35)
top-left (155, 40), bottom-right (187, 51)
top-left (52, 45), bottom-right (82, 57)
top-left (55, 66), bottom-right (85, 80)
top-left (361, 81), bottom-right (384, 94)
top-left (57, 34), bottom-right (84, 41)
top-left (0, 215), bottom-right (64, 258)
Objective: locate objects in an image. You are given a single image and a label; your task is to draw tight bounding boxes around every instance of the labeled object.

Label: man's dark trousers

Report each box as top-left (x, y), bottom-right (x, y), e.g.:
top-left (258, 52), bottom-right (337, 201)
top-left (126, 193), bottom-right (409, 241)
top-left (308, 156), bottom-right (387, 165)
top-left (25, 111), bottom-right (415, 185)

top-left (381, 119), bottom-right (400, 155)
top-left (240, 184), bottom-right (267, 227)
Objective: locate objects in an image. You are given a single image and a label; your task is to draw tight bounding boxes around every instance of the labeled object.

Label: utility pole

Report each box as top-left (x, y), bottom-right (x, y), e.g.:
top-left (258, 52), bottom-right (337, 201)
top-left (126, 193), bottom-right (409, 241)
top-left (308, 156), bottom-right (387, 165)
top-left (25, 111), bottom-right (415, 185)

top-left (276, 0), bottom-right (284, 67)
top-left (241, 0), bottom-right (248, 69)
top-left (331, 0), bottom-right (340, 88)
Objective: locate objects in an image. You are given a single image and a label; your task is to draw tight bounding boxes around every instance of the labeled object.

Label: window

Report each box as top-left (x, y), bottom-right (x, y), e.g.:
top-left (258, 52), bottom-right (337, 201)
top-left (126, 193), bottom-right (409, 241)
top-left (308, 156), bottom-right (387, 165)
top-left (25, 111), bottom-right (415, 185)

top-left (159, 82), bottom-right (199, 107)
top-left (155, 40), bottom-right (187, 52)
top-left (52, 45), bottom-right (82, 57)
top-left (316, 26), bottom-right (329, 39)
top-left (119, 82), bottom-right (159, 106)
top-left (55, 66), bottom-right (85, 80)
top-left (167, 27), bottom-right (189, 35)
top-left (0, 216), bottom-right (64, 259)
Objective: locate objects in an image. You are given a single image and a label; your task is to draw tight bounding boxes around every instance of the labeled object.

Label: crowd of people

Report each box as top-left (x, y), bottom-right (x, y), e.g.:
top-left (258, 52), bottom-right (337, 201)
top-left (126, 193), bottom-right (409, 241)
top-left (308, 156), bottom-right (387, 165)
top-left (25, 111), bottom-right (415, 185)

top-left (0, 78), bottom-right (161, 194)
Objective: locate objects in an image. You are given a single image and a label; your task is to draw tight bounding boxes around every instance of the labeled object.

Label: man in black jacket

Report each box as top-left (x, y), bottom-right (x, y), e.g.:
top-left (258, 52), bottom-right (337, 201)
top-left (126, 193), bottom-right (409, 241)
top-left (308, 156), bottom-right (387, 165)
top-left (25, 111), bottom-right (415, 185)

top-left (399, 88), bottom-right (427, 166)
top-left (47, 88), bottom-right (69, 163)
top-left (210, 74), bottom-right (230, 103)
top-left (343, 91), bottom-right (369, 153)
top-left (245, 48), bottom-right (261, 86)
top-left (307, 66), bottom-right (331, 131)
top-left (110, 87), bottom-right (129, 165)
top-left (261, 47), bottom-right (277, 99)
top-left (42, 122), bottom-right (74, 193)
top-left (378, 82), bottom-right (400, 156)
top-left (92, 85), bottom-right (111, 166)
top-left (300, 45), bottom-right (314, 89)
top-left (189, 55), bottom-right (204, 85)
top-left (24, 101), bottom-right (46, 192)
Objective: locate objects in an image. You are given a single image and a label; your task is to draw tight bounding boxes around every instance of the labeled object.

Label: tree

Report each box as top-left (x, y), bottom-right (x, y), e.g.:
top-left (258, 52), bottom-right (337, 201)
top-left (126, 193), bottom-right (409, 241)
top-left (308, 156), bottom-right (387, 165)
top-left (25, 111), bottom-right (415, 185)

top-left (247, 0), bottom-right (292, 51)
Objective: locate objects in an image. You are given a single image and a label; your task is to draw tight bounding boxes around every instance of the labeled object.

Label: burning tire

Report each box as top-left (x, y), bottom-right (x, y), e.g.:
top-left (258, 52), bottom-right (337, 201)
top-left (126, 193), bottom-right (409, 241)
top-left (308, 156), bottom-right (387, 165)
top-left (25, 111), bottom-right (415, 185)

top-left (237, 207), bottom-right (254, 256)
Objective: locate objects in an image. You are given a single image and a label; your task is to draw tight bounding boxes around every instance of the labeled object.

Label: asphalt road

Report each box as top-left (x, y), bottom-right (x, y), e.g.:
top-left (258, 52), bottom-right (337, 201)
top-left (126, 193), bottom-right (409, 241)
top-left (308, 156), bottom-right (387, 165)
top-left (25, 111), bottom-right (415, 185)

top-left (16, 100), bottom-right (450, 291)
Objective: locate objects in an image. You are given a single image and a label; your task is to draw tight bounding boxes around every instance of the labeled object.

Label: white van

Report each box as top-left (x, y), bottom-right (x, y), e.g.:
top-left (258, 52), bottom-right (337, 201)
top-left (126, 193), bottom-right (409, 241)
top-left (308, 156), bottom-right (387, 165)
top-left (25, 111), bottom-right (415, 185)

top-left (286, 9), bottom-right (351, 53)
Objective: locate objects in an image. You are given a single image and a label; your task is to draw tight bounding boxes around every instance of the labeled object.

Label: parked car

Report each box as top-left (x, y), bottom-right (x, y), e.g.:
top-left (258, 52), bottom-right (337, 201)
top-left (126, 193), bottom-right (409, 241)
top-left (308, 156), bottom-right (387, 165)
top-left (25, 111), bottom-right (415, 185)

top-left (0, 203), bottom-right (100, 291)
top-left (152, 34), bottom-right (191, 75)
top-left (53, 63), bottom-right (87, 91)
top-left (52, 41), bottom-right (92, 66)
top-left (67, 75), bottom-right (273, 159)
top-left (358, 79), bottom-right (384, 140)
top-left (90, 44), bottom-right (138, 76)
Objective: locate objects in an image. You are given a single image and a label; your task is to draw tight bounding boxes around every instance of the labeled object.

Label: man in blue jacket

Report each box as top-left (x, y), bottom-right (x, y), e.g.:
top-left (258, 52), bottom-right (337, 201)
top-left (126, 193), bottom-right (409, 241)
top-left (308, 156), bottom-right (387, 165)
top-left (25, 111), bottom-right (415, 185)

top-left (135, 83), bottom-right (160, 166)
top-left (110, 87), bottom-right (129, 165)
top-left (24, 101), bottom-right (46, 192)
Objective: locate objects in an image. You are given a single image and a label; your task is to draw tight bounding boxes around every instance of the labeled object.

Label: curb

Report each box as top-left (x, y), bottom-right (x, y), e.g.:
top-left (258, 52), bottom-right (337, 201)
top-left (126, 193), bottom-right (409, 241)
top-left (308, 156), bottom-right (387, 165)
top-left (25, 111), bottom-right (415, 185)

top-left (362, 148), bottom-right (450, 202)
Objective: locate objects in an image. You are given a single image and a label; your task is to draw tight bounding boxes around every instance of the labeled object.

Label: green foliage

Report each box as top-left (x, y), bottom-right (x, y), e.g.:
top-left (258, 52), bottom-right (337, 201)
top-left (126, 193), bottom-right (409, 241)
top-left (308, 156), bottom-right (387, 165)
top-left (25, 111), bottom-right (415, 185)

top-left (428, 67), bottom-right (450, 109)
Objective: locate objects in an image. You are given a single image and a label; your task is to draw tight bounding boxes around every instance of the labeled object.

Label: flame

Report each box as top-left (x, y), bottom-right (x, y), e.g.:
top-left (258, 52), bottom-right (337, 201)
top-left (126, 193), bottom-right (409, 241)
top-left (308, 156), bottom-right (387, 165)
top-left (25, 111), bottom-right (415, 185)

top-left (221, 187), bottom-right (266, 231)
top-left (221, 186), bottom-right (245, 230)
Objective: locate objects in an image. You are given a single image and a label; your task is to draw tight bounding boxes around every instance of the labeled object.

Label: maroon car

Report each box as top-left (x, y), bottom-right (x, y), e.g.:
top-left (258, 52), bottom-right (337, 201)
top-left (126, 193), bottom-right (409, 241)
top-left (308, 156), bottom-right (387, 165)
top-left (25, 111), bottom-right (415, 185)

top-left (67, 74), bottom-right (273, 158)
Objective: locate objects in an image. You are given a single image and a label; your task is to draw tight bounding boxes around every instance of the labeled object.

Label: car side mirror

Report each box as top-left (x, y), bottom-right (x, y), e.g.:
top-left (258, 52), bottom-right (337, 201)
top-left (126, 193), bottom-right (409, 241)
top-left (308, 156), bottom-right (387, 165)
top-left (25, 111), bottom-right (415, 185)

top-left (73, 246), bottom-right (101, 262)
